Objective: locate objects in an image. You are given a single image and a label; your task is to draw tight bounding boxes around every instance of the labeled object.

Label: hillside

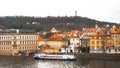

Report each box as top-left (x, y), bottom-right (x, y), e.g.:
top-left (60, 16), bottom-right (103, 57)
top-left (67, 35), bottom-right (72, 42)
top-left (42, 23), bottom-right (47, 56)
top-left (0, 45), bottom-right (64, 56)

top-left (0, 16), bottom-right (116, 32)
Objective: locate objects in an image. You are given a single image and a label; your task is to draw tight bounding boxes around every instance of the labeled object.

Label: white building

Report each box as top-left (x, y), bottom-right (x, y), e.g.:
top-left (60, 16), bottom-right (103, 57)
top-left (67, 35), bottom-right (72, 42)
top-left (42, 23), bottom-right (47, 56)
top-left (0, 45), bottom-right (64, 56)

top-left (64, 30), bottom-right (81, 53)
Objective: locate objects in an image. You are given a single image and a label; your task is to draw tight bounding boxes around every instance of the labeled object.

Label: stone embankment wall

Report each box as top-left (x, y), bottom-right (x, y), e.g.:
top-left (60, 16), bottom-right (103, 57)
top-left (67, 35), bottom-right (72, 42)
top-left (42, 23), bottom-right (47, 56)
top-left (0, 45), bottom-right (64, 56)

top-left (77, 53), bottom-right (120, 60)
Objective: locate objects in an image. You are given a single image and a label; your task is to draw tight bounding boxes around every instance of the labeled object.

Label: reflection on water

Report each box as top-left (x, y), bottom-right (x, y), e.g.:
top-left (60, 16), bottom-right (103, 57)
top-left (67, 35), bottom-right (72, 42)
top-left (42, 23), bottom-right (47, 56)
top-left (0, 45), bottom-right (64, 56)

top-left (0, 56), bottom-right (120, 68)
top-left (34, 60), bottom-right (78, 68)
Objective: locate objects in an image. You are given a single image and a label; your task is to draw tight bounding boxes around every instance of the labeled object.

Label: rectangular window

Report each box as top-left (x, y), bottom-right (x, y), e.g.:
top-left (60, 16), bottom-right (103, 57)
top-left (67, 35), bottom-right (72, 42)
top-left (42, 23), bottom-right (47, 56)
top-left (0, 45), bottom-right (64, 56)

top-left (97, 41), bottom-right (99, 44)
top-left (92, 46), bottom-right (94, 49)
top-left (97, 46), bottom-right (99, 49)
top-left (77, 43), bottom-right (79, 45)
top-left (114, 35), bottom-right (117, 38)
top-left (92, 41), bottom-right (94, 44)
top-left (70, 43), bottom-right (73, 45)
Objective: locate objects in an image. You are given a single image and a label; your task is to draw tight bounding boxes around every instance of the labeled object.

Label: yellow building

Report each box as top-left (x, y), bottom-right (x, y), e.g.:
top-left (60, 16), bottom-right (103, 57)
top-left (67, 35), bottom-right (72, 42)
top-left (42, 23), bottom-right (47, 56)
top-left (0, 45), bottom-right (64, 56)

top-left (0, 29), bottom-right (38, 56)
top-left (47, 33), bottom-right (68, 52)
top-left (89, 28), bottom-right (106, 50)
top-left (111, 25), bottom-right (120, 48)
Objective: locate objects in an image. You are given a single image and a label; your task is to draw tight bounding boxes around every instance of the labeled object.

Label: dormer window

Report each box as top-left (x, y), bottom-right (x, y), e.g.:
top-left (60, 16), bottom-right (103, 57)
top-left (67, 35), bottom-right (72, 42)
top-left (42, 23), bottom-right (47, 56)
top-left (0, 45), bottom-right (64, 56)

top-left (97, 32), bottom-right (99, 34)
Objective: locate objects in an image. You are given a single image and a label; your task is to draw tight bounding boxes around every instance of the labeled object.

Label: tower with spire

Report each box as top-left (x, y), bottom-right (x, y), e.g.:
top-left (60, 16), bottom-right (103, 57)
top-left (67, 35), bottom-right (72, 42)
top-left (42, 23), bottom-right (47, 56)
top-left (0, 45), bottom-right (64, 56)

top-left (75, 11), bottom-right (77, 17)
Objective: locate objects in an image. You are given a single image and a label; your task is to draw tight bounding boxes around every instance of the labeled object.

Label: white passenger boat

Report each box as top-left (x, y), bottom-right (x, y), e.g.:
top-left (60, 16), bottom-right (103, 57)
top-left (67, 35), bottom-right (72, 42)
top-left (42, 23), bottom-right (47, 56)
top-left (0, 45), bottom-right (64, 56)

top-left (33, 52), bottom-right (76, 61)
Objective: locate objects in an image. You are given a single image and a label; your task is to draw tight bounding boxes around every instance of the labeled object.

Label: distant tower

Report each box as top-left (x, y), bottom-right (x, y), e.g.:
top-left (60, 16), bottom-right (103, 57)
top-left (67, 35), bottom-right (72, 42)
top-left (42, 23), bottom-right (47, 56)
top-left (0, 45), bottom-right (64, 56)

top-left (75, 11), bottom-right (77, 16)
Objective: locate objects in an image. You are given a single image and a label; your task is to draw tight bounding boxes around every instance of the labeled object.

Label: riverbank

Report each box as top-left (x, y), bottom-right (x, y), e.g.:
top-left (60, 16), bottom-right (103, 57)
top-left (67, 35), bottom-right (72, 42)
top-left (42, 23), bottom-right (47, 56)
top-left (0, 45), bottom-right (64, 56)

top-left (76, 53), bottom-right (120, 60)
top-left (0, 53), bottom-right (120, 60)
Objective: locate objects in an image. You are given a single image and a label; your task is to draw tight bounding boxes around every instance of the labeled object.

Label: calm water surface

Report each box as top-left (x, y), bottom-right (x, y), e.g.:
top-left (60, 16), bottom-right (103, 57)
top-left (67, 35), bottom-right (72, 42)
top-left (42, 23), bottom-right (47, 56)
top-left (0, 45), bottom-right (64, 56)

top-left (0, 56), bottom-right (120, 68)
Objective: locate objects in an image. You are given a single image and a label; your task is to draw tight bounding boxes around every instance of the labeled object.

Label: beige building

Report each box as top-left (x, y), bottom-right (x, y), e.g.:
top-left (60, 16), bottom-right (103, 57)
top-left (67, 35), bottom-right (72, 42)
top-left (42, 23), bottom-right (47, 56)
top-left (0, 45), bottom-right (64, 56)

top-left (37, 32), bottom-right (67, 53)
top-left (47, 33), bottom-right (67, 52)
top-left (0, 29), bottom-right (38, 56)
top-left (111, 25), bottom-right (120, 48)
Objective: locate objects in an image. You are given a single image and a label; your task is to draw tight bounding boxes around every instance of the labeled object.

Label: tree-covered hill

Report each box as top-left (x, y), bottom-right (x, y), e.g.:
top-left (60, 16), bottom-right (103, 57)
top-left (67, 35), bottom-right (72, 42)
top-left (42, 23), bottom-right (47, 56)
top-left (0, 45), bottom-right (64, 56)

top-left (0, 16), bottom-right (116, 32)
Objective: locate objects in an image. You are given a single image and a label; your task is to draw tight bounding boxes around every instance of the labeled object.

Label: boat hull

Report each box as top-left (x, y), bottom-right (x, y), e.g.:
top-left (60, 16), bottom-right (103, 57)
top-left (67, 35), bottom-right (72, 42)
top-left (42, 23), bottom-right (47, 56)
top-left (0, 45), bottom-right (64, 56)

top-left (34, 57), bottom-right (76, 61)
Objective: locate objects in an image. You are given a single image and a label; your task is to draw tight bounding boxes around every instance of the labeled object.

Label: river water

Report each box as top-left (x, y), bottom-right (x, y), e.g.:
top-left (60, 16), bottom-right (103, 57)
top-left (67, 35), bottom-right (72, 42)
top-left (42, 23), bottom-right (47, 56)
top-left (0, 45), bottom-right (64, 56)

top-left (0, 56), bottom-right (120, 68)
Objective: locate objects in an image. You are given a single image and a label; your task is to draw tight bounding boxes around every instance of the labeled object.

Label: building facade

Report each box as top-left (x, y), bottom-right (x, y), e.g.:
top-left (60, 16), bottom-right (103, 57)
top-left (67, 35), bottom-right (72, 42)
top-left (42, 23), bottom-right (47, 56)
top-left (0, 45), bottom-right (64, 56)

top-left (89, 28), bottom-right (106, 53)
top-left (0, 29), bottom-right (38, 56)
top-left (111, 25), bottom-right (120, 51)
top-left (47, 33), bottom-right (68, 52)
top-left (64, 30), bottom-right (82, 53)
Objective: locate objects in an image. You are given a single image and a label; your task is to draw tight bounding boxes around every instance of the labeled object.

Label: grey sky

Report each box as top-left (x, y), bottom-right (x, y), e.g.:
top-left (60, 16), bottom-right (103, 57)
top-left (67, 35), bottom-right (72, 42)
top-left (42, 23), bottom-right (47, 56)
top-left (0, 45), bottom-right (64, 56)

top-left (0, 0), bottom-right (120, 23)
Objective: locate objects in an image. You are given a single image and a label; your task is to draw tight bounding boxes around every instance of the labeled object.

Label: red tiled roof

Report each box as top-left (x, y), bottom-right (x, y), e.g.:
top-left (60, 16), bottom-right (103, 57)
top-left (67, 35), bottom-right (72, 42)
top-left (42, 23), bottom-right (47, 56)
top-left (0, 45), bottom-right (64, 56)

top-left (90, 28), bottom-right (105, 36)
top-left (63, 30), bottom-right (82, 38)
top-left (83, 28), bottom-right (97, 32)
top-left (47, 33), bottom-right (64, 41)
top-left (111, 26), bottom-right (120, 34)
top-left (38, 36), bottom-right (44, 41)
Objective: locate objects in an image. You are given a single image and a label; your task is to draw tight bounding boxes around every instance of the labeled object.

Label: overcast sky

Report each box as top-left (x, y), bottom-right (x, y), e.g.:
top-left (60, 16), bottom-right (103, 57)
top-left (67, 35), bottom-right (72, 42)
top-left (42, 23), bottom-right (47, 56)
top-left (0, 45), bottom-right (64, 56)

top-left (0, 0), bottom-right (120, 23)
